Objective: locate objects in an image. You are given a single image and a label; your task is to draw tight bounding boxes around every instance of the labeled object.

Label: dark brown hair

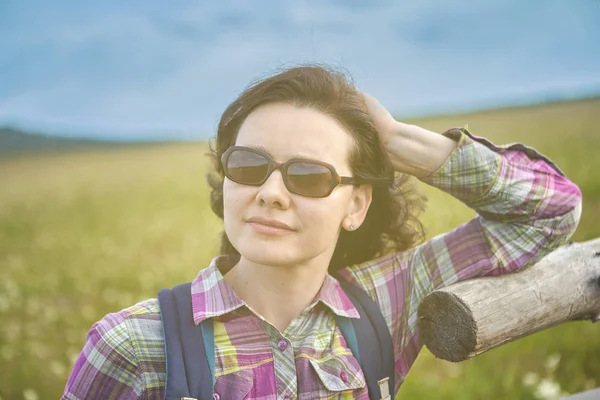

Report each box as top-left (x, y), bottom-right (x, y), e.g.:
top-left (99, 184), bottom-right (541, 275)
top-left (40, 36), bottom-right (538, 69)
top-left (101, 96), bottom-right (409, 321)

top-left (207, 64), bottom-right (426, 270)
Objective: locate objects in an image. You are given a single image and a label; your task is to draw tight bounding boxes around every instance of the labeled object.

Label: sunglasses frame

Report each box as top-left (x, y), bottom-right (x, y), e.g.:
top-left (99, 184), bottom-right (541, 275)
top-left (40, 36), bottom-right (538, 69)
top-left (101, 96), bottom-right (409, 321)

top-left (221, 146), bottom-right (364, 198)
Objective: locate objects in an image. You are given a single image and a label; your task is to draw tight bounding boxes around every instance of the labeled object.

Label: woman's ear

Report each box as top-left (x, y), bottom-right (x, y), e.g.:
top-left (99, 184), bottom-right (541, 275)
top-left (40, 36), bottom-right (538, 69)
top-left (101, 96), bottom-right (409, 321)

top-left (344, 184), bottom-right (373, 231)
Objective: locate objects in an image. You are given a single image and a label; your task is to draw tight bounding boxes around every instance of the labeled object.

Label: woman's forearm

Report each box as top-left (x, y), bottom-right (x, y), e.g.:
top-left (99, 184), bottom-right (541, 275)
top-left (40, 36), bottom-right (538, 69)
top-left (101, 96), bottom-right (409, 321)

top-left (384, 122), bottom-right (458, 179)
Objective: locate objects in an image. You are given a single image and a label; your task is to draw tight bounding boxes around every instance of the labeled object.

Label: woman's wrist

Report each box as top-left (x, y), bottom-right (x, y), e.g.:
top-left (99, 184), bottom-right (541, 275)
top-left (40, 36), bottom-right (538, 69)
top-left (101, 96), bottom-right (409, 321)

top-left (384, 122), bottom-right (458, 179)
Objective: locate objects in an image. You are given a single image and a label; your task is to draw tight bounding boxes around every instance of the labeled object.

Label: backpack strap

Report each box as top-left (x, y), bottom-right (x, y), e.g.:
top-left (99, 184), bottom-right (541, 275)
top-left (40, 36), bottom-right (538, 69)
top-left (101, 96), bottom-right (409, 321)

top-left (336, 279), bottom-right (395, 400)
top-left (158, 282), bottom-right (214, 400)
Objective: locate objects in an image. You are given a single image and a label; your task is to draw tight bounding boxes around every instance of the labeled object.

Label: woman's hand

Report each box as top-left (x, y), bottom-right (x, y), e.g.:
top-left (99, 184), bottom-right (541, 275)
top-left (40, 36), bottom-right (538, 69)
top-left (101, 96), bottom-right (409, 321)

top-left (362, 92), bottom-right (400, 145)
top-left (361, 92), bottom-right (458, 179)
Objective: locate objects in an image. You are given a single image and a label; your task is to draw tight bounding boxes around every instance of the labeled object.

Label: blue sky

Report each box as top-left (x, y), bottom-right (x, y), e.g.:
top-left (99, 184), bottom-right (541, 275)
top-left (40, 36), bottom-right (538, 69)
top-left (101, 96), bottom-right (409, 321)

top-left (1, 0), bottom-right (599, 140)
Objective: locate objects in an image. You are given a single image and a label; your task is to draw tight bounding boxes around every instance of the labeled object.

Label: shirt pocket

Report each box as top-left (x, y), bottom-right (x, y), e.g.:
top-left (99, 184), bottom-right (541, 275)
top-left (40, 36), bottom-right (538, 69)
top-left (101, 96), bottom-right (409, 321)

top-left (308, 352), bottom-right (368, 399)
top-left (213, 368), bottom-right (253, 400)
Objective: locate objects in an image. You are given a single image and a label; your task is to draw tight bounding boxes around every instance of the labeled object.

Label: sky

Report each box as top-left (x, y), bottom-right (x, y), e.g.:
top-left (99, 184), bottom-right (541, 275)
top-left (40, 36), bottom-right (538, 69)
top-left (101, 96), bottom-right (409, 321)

top-left (1, 0), bottom-right (599, 140)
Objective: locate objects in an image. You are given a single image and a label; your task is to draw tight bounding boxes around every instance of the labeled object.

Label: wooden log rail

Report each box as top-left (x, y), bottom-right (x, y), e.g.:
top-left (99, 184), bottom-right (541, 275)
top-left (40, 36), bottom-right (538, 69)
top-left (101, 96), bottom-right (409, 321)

top-left (417, 237), bottom-right (600, 363)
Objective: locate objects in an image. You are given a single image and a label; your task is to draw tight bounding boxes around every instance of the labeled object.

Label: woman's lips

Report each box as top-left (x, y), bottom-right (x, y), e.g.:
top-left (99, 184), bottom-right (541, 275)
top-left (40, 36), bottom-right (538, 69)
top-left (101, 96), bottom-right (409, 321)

top-left (246, 216), bottom-right (295, 235)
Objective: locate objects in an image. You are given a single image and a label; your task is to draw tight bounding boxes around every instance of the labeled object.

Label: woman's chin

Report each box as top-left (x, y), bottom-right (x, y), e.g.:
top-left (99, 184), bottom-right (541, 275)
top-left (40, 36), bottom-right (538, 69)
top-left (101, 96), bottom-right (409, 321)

top-left (239, 246), bottom-right (304, 267)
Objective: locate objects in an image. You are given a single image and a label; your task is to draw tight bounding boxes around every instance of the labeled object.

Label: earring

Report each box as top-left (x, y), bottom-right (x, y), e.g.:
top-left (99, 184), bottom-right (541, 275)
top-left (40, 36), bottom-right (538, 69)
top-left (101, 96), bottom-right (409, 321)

top-left (349, 223), bottom-right (355, 231)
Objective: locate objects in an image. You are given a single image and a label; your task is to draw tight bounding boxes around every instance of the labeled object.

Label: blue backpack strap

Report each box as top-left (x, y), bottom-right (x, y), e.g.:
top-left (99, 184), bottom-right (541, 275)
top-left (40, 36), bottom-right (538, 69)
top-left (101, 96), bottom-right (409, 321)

top-left (333, 315), bottom-right (361, 363)
top-left (200, 319), bottom-right (215, 387)
top-left (336, 279), bottom-right (395, 400)
top-left (158, 282), bottom-right (214, 400)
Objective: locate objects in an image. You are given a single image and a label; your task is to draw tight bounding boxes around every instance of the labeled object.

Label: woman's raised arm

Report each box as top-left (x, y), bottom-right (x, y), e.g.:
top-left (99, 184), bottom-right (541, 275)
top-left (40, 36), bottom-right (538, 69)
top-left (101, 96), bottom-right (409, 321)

top-left (341, 93), bottom-right (583, 392)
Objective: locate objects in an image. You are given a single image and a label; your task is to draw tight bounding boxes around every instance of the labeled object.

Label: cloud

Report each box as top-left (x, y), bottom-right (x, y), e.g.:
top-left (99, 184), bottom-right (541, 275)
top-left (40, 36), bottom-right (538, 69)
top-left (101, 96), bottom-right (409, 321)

top-left (0, 0), bottom-right (599, 139)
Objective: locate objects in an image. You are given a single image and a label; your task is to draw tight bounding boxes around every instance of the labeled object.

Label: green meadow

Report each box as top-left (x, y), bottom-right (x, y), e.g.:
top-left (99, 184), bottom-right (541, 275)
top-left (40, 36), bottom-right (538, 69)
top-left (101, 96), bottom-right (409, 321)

top-left (1, 98), bottom-right (599, 399)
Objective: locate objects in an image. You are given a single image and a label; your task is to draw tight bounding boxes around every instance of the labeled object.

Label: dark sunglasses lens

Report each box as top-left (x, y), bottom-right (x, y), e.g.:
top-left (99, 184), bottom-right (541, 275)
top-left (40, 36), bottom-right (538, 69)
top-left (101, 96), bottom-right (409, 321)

top-left (287, 162), bottom-right (333, 196)
top-left (226, 149), bottom-right (269, 184)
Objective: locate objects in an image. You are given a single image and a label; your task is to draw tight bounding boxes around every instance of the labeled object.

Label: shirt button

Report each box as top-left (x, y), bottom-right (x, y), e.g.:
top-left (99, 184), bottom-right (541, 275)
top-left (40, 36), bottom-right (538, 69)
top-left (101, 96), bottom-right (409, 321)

top-left (213, 393), bottom-right (220, 400)
top-left (340, 371), bottom-right (349, 383)
top-left (277, 339), bottom-right (288, 351)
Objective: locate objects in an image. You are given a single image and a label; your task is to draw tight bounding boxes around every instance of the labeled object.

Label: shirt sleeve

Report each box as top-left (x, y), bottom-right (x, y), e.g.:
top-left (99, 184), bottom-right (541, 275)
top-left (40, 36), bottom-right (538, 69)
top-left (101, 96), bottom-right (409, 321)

top-left (61, 311), bottom-right (143, 400)
top-left (340, 127), bottom-right (583, 394)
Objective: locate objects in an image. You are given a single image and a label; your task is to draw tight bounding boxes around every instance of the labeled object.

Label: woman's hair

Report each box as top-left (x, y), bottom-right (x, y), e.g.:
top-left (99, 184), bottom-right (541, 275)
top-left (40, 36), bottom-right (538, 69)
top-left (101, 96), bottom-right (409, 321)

top-left (207, 64), bottom-right (427, 270)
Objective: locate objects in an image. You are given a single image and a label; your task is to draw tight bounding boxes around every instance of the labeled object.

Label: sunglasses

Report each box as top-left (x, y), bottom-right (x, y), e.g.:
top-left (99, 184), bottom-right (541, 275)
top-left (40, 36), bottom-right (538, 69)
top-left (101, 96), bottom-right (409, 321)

top-left (221, 146), bottom-right (391, 198)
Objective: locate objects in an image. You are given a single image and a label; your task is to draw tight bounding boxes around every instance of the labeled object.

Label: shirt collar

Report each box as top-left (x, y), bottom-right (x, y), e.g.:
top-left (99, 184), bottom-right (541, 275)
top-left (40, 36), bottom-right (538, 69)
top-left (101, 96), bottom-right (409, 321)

top-left (191, 256), bottom-right (246, 325)
top-left (191, 256), bottom-right (360, 325)
top-left (313, 274), bottom-right (360, 319)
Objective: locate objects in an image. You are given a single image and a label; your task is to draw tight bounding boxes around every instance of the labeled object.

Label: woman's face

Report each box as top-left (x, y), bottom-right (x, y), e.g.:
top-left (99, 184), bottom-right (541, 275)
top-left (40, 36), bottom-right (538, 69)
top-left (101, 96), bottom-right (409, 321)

top-left (223, 102), bottom-right (372, 268)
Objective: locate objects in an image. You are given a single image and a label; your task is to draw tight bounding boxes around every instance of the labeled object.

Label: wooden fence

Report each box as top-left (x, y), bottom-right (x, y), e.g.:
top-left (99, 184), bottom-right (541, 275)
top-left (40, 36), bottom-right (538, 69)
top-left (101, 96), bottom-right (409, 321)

top-left (417, 237), bottom-right (600, 399)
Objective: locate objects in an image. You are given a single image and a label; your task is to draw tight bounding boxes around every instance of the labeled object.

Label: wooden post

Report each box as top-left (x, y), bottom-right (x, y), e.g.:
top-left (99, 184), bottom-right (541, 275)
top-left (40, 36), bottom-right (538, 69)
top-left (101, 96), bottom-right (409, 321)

top-left (417, 238), bottom-right (600, 363)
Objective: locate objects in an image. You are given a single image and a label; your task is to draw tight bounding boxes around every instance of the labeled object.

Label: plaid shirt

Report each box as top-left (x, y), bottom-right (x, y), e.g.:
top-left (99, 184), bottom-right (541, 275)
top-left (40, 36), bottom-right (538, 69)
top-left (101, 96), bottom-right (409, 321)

top-left (62, 128), bottom-right (582, 400)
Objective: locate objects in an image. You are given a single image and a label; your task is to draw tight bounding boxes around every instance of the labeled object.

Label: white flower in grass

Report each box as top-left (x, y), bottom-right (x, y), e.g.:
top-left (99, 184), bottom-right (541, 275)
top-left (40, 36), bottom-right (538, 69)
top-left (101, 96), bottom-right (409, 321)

top-left (544, 354), bottom-right (561, 373)
top-left (535, 378), bottom-right (562, 400)
top-left (523, 372), bottom-right (539, 386)
top-left (50, 360), bottom-right (66, 377)
top-left (23, 389), bottom-right (38, 400)
top-left (585, 379), bottom-right (597, 390)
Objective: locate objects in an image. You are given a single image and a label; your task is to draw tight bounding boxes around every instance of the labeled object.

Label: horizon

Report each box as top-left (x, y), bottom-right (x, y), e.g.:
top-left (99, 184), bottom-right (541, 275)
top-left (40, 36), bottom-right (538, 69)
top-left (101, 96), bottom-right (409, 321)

top-left (1, 1), bottom-right (599, 141)
top-left (2, 94), bottom-right (599, 143)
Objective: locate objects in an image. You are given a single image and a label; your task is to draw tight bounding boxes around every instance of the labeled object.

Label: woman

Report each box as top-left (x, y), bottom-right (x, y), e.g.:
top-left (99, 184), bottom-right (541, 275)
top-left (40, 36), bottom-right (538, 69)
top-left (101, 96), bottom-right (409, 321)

top-left (62, 65), bottom-right (582, 399)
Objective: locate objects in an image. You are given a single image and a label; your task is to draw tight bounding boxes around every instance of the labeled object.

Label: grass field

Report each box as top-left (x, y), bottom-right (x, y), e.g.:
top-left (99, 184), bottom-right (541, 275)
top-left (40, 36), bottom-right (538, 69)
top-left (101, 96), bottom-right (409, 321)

top-left (1, 98), bottom-right (599, 400)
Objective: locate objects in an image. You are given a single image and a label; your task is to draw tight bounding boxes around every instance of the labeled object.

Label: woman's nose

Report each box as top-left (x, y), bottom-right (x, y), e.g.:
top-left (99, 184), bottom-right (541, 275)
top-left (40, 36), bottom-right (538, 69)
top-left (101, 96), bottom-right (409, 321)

top-left (255, 169), bottom-right (291, 209)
